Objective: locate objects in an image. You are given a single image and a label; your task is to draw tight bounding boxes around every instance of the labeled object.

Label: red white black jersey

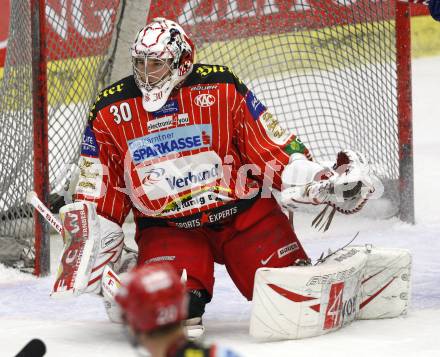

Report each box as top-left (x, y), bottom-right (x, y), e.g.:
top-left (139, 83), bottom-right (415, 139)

top-left (75, 63), bottom-right (311, 226)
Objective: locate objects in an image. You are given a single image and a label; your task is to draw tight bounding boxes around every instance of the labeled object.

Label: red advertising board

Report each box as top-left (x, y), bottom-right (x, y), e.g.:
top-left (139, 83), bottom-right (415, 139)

top-left (0, 0), bottom-right (9, 66)
top-left (148, 0), bottom-right (430, 41)
top-left (0, 0), bottom-right (120, 67)
top-left (0, 0), bottom-right (430, 68)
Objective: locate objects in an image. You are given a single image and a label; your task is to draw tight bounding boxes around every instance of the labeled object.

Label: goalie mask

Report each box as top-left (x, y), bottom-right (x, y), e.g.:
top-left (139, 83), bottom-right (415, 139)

top-left (131, 18), bottom-right (195, 112)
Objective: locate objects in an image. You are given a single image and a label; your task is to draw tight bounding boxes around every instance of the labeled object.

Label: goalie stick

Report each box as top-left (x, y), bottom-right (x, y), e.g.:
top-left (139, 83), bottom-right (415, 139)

top-left (26, 191), bottom-right (63, 236)
top-left (315, 232), bottom-right (359, 265)
top-left (14, 339), bottom-right (46, 357)
top-left (27, 190), bottom-right (135, 254)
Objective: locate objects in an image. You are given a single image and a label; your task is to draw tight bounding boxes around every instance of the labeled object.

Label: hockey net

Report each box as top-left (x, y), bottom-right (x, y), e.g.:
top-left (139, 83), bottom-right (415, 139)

top-left (0, 0), bottom-right (123, 273)
top-left (0, 0), bottom-right (414, 274)
top-left (149, 0), bottom-right (413, 218)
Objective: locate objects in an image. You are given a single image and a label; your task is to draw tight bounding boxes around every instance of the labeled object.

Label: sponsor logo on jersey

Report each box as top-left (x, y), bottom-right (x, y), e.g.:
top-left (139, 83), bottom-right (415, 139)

top-left (190, 84), bottom-right (218, 91)
top-left (260, 252), bottom-right (275, 266)
top-left (80, 125), bottom-right (99, 157)
top-left (152, 99), bottom-right (179, 118)
top-left (137, 151), bottom-right (222, 200)
top-left (141, 167), bottom-right (166, 185)
top-left (147, 115), bottom-right (174, 132)
top-left (195, 65), bottom-right (228, 77)
top-left (260, 111), bottom-right (291, 145)
top-left (89, 83), bottom-right (125, 120)
top-left (76, 157), bottom-right (103, 198)
top-left (194, 93), bottom-right (216, 107)
top-left (166, 164), bottom-right (220, 190)
top-left (173, 206), bottom-right (238, 229)
top-left (246, 90), bottom-right (266, 120)
top-left (284, 137), bottom-right (306, 155)
top-left (160, 191), bottom-right (220, 215)
top-left (277, 242), bottom-right (299, 258)
top-left (177, 113), bottom-right (190, 125)
top-left (159, 186), bottom-right (231, 215)
top-left (128, 124), bottom-right (212, 164)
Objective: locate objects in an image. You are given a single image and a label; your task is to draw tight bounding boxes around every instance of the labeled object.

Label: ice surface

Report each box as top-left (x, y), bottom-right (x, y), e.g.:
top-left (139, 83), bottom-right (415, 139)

top-left (1, 56), bottom-right (439, 356)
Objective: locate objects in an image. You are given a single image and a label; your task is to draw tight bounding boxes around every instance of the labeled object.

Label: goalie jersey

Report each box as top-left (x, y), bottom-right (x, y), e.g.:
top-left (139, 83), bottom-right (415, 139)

top-left (75, 64), bottom-right (311, 226)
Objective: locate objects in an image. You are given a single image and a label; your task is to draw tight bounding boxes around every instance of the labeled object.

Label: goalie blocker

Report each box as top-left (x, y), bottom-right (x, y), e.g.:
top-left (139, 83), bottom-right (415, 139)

top-left (52, 201), bottom-right (124, 297)
top-left (250, 245), bottom-right (411, 340)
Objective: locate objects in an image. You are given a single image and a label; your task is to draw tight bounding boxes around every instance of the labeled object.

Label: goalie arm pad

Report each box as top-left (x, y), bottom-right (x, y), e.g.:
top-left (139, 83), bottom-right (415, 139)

top-left (281, 150), bottom-right (380, 214)
top-left (280, 153), bottom-right (333, 206)
top-left (51, 201), bottom-right (124, 297)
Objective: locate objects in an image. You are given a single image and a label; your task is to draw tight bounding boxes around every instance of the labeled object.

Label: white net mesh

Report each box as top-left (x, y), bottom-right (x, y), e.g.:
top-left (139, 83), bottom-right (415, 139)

top-left (150, 0), bottom-right (402, 215)
top-left (0, 0), bottom-right (123, 271)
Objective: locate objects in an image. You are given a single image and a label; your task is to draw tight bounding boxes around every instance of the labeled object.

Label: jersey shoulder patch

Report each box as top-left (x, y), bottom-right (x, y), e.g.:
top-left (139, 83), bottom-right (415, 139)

top-left (88, 76), bottom-right (141, 122)
top-left (184, 63), bottom-right (248, 96)
top-left (80, 124), bottom-right (99, 157)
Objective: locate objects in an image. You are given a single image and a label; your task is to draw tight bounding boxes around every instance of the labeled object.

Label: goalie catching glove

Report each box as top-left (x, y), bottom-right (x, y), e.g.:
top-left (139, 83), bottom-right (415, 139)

top-left (51, 201), bottom-right (124, 297)
top-left (281, 150), bottom-right (380, 231)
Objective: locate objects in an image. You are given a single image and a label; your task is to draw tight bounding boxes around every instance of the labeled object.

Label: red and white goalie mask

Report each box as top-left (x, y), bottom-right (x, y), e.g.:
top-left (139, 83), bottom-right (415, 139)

top-left (131, 17), bottom-right (195, 112)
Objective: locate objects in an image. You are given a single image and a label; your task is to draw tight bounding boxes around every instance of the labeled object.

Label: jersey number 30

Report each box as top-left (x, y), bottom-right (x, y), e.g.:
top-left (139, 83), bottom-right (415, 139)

top-left (110, 103), bottom-right (132, 124)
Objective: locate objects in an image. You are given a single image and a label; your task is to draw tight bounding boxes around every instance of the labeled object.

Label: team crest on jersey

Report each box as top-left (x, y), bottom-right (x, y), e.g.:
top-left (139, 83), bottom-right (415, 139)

top-left (128, 124), bottom-right (212, 164)
top-left (194, 93), bottom-right (215, 107)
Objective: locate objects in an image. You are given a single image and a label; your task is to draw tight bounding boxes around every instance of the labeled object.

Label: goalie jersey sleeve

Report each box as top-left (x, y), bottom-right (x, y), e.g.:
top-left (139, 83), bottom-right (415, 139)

top-left (231, 75), bottom-right (312, 191)
top-left (74, 120), bottom-right (132, 225)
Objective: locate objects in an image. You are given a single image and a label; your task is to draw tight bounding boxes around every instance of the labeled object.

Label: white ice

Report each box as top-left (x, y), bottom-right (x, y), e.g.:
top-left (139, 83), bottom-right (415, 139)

top-left (1, 55), bottom-right (440, 357)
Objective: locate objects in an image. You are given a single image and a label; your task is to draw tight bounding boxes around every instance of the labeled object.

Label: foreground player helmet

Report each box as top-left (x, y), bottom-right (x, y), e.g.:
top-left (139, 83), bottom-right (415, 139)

top-left (131, 17), bottom-right (195, 112)
top-left (115, 263), bottom-right (188, 333)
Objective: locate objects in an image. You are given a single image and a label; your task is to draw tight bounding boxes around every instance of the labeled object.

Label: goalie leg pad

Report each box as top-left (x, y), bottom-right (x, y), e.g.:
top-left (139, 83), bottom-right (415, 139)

top-left (84, 219), bottom-right (124, 294)
top-left (101, 265), bottom-right (124, 323)
top-left (250, 247), bottom-right (367, 340)
top-left (250, 245), bottom-right (412, 340)
top-left (357, 245), bottom-right (411, 319)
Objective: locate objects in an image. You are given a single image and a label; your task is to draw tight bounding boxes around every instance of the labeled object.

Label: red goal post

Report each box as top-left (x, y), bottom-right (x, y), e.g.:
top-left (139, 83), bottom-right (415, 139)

top-left (148, 0), bottom-right (415, 222)
top-left (0, 0), bottom-right (123, 275)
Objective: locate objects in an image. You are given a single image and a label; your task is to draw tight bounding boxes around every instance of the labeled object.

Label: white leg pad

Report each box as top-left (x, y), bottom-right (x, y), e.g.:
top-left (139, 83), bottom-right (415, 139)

top-left (250, 245), bottom-right (412, 340)
top-left (250, 247), bottom-right (367, 340)
top-left (357, 245), bottom-right (411, 319)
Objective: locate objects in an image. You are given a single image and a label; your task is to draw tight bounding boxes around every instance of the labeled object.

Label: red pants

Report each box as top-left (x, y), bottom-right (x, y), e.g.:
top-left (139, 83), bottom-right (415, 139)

top-left (136, 197), bottom-right (308, 300)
